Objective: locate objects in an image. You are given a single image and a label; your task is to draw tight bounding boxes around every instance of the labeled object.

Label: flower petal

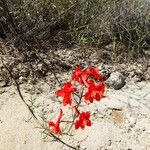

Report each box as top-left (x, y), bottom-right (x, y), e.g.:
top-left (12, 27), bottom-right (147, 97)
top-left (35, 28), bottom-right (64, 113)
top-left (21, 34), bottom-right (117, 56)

top-left (85, 112), bottom-right (90, 119)
top-left (75, 120), bottom-right (80, 129)
top-left (56, 90), bottom-right (65, 97)
top-left (48, 121), bottom-right (55, 127)
top-left (85, 120), bottom-right (92, 126)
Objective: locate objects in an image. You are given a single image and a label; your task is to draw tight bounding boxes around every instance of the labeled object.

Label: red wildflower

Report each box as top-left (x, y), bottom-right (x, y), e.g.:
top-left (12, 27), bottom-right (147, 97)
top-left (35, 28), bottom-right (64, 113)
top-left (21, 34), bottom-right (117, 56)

top-left (74, 107), bottom-right (92, 129)
top-left (84, 80), bottom-right (105, 103)
top-left (87, 66), bottom-right (103, 80)
top-left (48, 108), bottom-right (63, 135)
top-left (72, 66), bottom-right (103, 87)
top-left (56, 82), bottom-right (77, 106)
top-left (72, 66), bottom-right (88, 86)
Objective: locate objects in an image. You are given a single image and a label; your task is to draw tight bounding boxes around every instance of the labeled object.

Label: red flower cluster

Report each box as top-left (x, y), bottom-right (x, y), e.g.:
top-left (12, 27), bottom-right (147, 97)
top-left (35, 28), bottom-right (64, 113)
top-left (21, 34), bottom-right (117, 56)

top-left (74, 107), bottom-right (91, 129)
top-left (87, 66), bottom-right (103, 80)
top-left (72, 66), bottom-right (105, 103)
top-left (48, 108), bottom-right (63, 135)
top-left (56, 82), bottom-right (77, 106)
top-left (72, 66), bottom-right (103, 87)
top-left (72, 66), bottom-right (88, 86)
top-left (48, 66), bottom-right (106, 135)
top-left (84, 80), bottom-right (105, 103)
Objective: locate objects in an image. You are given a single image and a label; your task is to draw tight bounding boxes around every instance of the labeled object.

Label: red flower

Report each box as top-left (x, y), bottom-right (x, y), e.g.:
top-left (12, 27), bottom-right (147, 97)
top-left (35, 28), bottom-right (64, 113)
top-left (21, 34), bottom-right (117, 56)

top-left (84, 80), bottom-right (105, 103)
top-left (72, 66), bottom-right (103, 87)
top-left (56, 82), bottom-right (77, 106)
top-left (74, 107), bottom-right (92, 129)
top-left (87, 66), bottom-right (103, 80)
top-left (72, 66), bottom-right (88, 86)
top-left (48, 108), bottom-right (63, 135)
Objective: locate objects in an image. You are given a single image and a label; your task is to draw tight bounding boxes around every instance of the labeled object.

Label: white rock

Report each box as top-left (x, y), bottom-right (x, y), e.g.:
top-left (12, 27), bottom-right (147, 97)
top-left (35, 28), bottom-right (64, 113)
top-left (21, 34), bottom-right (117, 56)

top-left (107, 71), bottom-right (126, 90)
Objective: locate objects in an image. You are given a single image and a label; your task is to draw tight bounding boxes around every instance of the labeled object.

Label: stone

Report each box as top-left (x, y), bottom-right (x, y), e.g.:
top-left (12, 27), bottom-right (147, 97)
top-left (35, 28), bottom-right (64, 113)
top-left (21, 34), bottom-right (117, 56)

top-left (106, 71), bottom-right (126, 90)
top-left (0, 81), bottom-right (6, 87)
top-left (0, 89), bottom-right (5, 94)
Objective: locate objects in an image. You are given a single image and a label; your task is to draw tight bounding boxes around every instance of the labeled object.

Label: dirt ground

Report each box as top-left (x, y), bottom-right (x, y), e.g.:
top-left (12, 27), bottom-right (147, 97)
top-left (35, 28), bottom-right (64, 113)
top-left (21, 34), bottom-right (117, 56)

top-left (0, 71), bottom-right (150, 150)
top-left (0, 39), bottom-right (150, 150)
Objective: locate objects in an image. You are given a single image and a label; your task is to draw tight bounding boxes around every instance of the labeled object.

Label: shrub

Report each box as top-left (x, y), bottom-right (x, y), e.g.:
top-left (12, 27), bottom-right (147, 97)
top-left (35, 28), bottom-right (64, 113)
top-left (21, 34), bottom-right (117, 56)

top-left (1, 0), bottom-right (150, 59)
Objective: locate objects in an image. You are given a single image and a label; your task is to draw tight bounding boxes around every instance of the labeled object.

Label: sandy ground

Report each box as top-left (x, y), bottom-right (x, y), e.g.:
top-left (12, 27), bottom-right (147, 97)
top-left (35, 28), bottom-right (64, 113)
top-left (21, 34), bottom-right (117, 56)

top-left (0, 77), bottom-right (150, 150)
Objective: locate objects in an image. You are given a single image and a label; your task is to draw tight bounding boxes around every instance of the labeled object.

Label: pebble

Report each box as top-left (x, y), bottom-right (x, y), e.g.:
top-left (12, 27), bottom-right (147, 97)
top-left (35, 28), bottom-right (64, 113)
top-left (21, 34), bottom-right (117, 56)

top-left (0, 81), bottom-right (6, 87)
top-left (106, 71), bottom-right (126, 90)
top-left (0, 89), bottom-right (5, 94)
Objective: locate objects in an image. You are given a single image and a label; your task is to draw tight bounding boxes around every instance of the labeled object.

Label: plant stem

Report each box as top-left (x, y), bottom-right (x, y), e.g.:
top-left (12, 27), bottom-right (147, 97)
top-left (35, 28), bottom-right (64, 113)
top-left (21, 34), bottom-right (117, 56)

top-left (67, 87), bottom-right (84, 133)
top-left (1, 59), bottom-right (78, 150)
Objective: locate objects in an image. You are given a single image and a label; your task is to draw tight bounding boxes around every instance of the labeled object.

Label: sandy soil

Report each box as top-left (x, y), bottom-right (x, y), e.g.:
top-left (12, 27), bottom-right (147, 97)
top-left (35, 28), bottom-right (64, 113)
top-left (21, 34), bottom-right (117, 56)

top-left (0, 74), bottom-right (150, 150)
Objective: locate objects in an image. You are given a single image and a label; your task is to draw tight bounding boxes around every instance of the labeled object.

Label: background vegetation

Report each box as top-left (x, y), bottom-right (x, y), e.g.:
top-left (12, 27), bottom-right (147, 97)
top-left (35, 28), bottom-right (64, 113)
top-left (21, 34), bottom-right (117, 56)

top-left (1, 0), bottom-right (150, 59)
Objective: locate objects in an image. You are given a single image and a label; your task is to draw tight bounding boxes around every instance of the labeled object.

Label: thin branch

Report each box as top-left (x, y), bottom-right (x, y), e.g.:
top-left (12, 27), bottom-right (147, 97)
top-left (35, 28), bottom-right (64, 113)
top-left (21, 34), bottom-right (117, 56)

top-left (1, 59), bottom-right (78, 150)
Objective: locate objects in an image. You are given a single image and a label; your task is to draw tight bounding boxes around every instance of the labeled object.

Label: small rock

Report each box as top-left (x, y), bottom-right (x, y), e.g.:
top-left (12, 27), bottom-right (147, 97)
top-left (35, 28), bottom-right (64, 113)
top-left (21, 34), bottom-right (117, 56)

top-left (106, 71), bottom-right (126, 90)
top-left (107, 139), bottom-right (112, 146)
top-left (0, 81), bottom-right (6, 87)
top-left (19, 76), bottom-right (27, 83)
top-left (0, 89), bottom-right (5, 94)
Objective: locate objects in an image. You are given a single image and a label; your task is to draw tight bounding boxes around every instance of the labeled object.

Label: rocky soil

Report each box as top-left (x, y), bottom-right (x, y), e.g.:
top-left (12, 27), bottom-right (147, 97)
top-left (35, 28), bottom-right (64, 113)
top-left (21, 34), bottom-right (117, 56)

top-left (0, 39), bottom-right (150, 150)
top-left (0, 70), bottom-right (150, 150)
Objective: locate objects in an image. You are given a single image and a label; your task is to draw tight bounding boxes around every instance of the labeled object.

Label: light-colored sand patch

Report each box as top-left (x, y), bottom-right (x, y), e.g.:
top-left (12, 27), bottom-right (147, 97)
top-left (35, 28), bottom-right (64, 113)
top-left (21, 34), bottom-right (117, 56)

top-left (0, 81), bottom-right (150, 150)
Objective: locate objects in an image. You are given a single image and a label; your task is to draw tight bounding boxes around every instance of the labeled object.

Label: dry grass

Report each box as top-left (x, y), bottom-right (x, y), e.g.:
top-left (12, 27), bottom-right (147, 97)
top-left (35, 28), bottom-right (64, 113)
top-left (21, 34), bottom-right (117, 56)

top-left (1, 0), bottom-right (150, 59)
